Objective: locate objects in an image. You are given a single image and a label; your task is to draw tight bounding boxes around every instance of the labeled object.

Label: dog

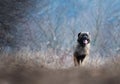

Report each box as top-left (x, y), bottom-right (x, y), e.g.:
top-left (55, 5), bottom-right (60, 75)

top-left (73, 32), bottom-right (90, 66)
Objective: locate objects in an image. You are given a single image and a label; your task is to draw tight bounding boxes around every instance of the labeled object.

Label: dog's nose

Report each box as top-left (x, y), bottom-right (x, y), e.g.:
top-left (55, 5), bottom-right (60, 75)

top-left (83, 35), bottom-right (88, 39)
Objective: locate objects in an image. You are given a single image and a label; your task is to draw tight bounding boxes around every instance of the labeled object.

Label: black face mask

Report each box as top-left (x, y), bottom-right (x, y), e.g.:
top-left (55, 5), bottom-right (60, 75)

top-left (77, 34), bottom-right (90, 47)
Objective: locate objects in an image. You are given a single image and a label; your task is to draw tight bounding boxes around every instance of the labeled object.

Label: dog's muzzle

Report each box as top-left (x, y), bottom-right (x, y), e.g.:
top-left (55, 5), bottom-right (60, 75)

top-left (82, 36), bottom-right (89, 45)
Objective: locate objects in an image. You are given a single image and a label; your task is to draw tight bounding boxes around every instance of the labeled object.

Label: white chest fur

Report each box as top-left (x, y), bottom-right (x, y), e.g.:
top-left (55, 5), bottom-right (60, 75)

top-left (75, 44), bottom-right (90, 55)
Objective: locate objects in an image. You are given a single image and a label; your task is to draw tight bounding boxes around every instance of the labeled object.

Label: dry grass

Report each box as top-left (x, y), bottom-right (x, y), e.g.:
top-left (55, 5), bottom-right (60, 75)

top-left (0, 48), bottom-right (120, 84)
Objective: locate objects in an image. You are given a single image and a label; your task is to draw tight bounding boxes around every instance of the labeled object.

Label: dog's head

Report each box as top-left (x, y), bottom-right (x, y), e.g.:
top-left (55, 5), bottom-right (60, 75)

top-left (77, 32), bottom-right (90, 47)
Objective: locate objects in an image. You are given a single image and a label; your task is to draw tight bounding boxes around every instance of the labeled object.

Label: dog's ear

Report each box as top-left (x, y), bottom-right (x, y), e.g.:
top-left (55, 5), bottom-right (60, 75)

top-left (86, 32), bottom-right (90, 35)
top-left (88, 32), bottom-right (90, 35)
top-left (78, 32), bottom-right (81, 37)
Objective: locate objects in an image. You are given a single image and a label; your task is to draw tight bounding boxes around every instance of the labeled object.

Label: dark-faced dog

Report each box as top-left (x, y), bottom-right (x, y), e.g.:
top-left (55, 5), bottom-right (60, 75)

top-left (73, 32), bottom-right (90, 66)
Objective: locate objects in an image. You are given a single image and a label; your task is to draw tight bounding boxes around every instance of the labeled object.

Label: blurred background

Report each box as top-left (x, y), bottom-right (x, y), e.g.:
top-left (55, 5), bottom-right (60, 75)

top-left (0, 0), bottom-right (120, 68)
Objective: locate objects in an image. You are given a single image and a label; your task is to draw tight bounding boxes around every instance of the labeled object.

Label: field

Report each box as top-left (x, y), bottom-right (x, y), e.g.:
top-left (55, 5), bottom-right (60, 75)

top-left (0, 49), bottom-right (120, 84)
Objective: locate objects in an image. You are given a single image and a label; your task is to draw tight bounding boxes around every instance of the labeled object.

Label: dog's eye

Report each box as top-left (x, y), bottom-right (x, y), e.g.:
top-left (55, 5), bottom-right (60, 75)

top-left (84, 34), bottom-right (88, 37)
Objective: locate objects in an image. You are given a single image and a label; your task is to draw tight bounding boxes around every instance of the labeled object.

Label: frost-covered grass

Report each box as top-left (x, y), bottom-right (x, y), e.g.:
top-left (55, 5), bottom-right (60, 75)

top-left (0, 47), bottom-right (118, 69)
top-left (0, 48), bottom-right (120, 84)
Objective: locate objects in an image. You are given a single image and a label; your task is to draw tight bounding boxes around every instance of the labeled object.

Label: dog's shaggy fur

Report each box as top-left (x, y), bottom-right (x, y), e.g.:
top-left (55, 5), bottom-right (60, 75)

top-left (73, 32), bottom-right (90, 66)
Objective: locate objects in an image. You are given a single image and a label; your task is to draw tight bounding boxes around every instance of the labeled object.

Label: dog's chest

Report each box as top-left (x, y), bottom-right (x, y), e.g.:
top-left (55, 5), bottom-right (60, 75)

top-left (76, 45), bottom-right (90, 55)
